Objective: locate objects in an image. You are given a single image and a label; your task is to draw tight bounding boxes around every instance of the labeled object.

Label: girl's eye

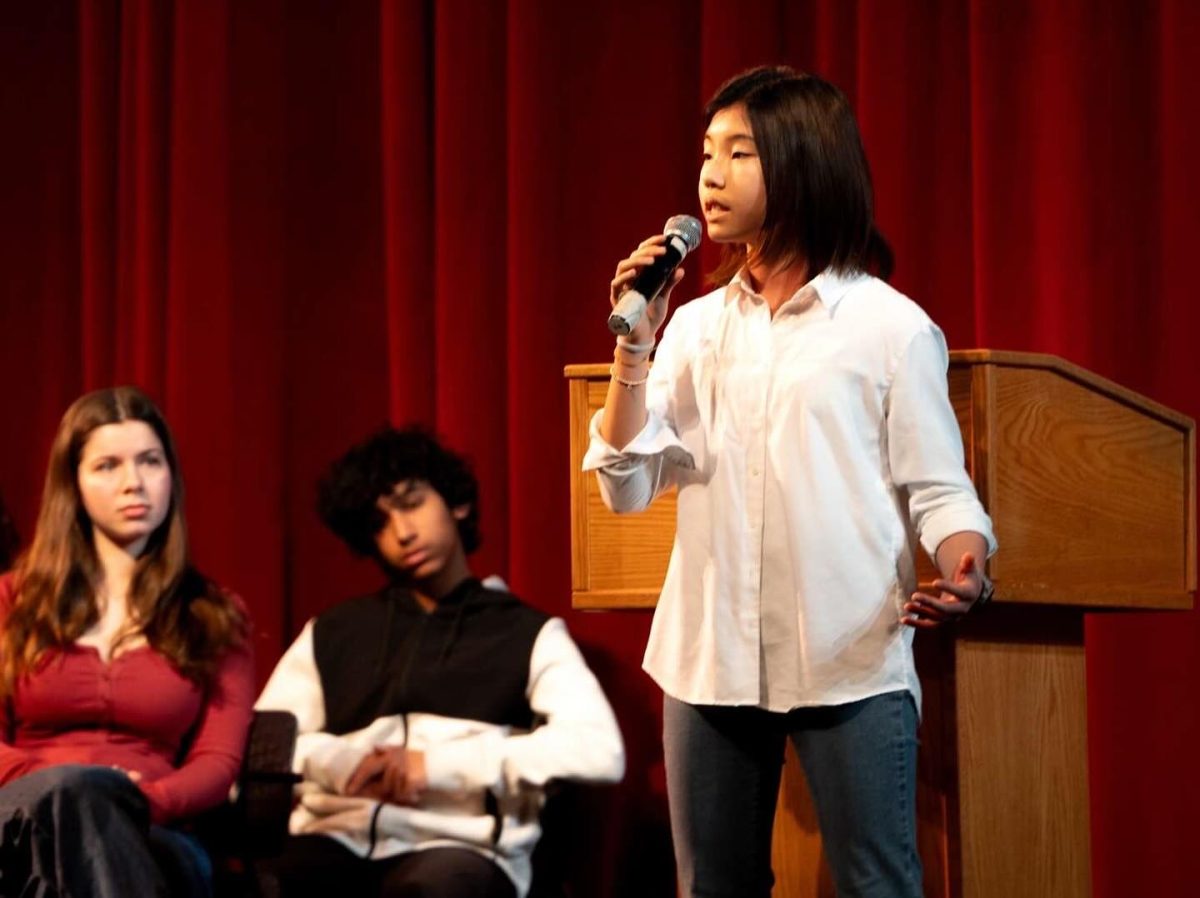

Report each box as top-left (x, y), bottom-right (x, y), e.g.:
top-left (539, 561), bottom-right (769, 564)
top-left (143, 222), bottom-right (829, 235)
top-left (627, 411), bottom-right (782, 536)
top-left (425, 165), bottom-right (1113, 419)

top-left (142, 455), bottom-right (164, 467)
top-left (95, 459), bottom-right (117, 471)
top-left (701, 152), bottom-right (713, 162)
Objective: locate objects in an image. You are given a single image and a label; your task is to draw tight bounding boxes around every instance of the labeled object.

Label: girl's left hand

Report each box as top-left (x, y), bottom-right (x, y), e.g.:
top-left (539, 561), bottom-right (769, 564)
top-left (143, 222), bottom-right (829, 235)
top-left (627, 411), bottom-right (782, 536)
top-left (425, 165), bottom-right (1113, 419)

top-left (903, 552), bottom-right (984, 629)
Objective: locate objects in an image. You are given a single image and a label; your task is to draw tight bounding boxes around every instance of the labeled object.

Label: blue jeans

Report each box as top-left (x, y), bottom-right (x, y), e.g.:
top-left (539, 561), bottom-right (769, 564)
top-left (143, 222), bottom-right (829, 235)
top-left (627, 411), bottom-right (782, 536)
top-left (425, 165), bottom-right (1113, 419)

top-left (663, 691), bottom-right (921, 898)
top-left (0, 765), bottom-right (212, 898)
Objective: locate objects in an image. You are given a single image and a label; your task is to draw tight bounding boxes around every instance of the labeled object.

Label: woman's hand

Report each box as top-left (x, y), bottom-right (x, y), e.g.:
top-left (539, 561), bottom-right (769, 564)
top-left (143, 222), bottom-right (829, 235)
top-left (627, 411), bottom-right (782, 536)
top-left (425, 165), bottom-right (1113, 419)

top-left (903, 551), bottom-right (985, 629)
top-left (610, 234), bottom-right (686, 344)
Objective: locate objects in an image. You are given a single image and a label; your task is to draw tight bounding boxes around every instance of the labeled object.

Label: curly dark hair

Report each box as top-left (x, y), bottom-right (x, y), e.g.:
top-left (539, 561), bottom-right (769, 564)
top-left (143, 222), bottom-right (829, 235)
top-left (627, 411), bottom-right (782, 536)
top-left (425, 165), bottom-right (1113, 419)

top-left (317, 426), bottom-right (481, 559)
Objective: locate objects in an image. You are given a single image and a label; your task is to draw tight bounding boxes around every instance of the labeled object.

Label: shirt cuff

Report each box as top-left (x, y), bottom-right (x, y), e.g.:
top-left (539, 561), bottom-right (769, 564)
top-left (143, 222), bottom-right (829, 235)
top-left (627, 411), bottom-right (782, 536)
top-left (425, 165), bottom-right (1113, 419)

top-left (581, 409), bottom-right (693, 472)
top-left (422, 731), bottom-right (504, 794)
top-left (918, 505), bottom-right (998, 562)
top-left (304, 739), bottom-right (372, 795)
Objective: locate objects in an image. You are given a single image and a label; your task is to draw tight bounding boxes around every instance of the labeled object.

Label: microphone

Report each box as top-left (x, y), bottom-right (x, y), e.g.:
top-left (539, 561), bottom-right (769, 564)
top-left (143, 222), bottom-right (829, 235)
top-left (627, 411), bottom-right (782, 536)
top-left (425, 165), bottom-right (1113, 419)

top-left (607, 215), bottom-right (703, 336)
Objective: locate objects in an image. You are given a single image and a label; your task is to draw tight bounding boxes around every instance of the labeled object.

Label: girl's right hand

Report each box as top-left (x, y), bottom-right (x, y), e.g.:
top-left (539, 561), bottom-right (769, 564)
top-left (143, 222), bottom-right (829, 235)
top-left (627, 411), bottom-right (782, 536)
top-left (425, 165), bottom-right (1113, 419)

top-left (610, 234), bottom-right (686, 344)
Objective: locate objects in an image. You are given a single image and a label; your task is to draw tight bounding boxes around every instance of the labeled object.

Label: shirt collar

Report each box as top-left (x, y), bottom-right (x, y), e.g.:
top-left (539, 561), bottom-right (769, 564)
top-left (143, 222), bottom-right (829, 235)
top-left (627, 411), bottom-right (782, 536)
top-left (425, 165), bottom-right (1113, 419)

top-left (809, 268), bottom-right (868, 311)
top-left (727, 266), bottom-right (867, 313)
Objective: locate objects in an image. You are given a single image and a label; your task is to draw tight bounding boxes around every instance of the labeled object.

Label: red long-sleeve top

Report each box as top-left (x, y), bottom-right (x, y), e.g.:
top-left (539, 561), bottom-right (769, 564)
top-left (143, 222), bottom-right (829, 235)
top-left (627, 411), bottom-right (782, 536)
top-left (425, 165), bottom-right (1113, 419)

top-left (0, 573), bottom-right (254, 824)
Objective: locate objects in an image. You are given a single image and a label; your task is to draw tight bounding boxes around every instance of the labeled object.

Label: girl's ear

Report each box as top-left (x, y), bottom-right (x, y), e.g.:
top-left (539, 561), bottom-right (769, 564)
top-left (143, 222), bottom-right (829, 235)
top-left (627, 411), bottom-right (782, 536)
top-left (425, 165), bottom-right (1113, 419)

top-left (452, 504), bottom-right (470, 521)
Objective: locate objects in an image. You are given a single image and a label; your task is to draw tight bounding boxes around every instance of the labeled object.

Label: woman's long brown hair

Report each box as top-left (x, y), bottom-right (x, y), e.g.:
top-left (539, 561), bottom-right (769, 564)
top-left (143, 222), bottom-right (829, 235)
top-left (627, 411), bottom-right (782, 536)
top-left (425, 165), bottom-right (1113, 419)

top-left (1, 387), bottom-right (246, 695)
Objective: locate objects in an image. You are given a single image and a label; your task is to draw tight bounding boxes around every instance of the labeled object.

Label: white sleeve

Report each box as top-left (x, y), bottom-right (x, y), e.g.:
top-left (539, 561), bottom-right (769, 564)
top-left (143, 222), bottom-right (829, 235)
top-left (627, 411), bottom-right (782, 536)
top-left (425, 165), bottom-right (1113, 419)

top-left (581, 311), bottom-right (696, 513)
top-left (886, 325), bottom-right (998, 560)
top-left (421, 618), bottom-right (625, 796)
top-left (255, 619), bottom-right (369, 794)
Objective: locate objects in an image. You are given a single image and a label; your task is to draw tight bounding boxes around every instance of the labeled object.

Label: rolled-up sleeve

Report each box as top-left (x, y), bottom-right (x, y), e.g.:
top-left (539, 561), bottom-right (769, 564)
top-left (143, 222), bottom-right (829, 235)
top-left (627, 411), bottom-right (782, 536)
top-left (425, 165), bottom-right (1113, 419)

top-left (886, 325), bottom-right (997, 560)
top-left (582, 316), bottom-right (696, 514)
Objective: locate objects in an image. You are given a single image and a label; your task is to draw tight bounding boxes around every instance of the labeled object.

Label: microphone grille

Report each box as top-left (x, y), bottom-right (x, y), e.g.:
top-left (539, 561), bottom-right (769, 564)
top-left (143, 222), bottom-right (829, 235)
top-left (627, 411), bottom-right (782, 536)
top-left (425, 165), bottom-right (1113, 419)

top-left (664, 215), bottom-right (703, 253)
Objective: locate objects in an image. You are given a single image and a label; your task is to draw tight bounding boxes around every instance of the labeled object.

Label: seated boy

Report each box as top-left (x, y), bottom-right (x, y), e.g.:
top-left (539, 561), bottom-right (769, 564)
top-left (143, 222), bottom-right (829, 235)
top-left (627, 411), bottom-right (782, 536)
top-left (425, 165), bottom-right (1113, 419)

top-left (255, 427), bottom-right (624, 898)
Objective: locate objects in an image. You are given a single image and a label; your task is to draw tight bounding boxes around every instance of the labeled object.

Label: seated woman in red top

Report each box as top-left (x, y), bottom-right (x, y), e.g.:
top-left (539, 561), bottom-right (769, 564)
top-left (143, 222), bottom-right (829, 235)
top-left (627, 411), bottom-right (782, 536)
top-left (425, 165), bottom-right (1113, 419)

top-left (0, 386), bottom-right (254, 897)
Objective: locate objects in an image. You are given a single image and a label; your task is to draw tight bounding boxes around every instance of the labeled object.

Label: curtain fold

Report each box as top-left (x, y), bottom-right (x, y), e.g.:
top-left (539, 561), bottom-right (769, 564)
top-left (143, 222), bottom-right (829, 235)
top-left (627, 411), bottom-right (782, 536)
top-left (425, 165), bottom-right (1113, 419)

top-left (1, 2), bottom-right (1197, 894)
top-left (431, 0), bottom-right (510, 579)
top-left (380, 0), bottom-right (434, 430)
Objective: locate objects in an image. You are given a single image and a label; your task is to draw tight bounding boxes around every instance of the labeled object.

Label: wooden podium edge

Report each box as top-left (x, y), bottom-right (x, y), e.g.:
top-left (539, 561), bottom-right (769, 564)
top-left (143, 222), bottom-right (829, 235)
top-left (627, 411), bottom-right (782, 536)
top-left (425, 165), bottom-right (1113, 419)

top-left (950, 350), bottom-right (1195, 430)
top-left (567, 352), bottom-right (1197, 609)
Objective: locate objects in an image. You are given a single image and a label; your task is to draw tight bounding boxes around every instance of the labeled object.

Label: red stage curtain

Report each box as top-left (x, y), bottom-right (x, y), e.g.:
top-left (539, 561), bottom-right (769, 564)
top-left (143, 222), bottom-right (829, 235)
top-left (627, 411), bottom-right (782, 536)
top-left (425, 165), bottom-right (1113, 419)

top-left (1, 2), bottom-right (1196, 894)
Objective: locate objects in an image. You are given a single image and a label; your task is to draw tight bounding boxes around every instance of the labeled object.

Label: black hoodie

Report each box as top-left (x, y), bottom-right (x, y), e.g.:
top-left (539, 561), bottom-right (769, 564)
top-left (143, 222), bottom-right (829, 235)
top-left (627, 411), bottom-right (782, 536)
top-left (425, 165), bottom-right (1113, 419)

top-left (312, 578), bottom-right (549, 737)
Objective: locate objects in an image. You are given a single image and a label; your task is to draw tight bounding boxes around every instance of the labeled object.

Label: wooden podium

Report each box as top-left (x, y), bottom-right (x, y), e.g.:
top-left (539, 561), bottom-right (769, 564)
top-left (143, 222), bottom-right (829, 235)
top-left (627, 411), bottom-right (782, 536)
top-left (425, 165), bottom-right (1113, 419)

top-left (565, 350), bottom-right (1195, 898)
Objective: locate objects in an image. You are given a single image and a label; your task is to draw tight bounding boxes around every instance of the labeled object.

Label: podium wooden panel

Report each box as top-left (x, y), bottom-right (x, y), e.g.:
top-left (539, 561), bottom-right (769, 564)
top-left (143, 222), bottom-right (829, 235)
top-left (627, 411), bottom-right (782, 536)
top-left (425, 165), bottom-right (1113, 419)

top-left (566, 350), bottom-right (1196, 898)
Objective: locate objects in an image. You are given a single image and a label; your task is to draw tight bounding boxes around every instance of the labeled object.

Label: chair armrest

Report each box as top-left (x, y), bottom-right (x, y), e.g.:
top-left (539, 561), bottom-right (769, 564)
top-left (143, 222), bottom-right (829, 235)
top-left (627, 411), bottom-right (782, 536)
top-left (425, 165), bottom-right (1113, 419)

top-left (235, 710), bottom-right (301, 859)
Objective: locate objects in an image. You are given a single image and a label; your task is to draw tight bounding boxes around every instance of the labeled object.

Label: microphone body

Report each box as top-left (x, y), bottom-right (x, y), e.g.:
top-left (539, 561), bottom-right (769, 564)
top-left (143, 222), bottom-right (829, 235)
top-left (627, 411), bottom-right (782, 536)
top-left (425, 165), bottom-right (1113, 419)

top-left (608, 215), bottom-right (702, 336)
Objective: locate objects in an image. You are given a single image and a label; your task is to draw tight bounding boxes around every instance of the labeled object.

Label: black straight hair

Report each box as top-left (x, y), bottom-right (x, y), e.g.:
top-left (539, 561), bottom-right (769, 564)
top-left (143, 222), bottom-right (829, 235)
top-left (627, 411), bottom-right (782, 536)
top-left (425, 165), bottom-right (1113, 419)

top-left (704, 65), bottom-right (893, 285)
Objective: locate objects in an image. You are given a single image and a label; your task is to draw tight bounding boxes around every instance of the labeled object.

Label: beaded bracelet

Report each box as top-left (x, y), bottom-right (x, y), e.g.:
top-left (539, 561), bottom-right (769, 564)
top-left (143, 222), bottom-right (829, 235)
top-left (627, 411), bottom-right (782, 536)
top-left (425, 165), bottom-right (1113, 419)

top-left (611, 349), bottom-right (649, 373)
top-left (610, 364), bottom-right (650, 388)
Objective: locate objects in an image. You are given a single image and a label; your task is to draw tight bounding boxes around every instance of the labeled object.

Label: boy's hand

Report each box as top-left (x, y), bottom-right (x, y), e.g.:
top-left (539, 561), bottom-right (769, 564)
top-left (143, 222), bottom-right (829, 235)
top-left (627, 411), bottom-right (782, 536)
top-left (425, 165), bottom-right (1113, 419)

top-left (345, 747), bottom-right (427, 805)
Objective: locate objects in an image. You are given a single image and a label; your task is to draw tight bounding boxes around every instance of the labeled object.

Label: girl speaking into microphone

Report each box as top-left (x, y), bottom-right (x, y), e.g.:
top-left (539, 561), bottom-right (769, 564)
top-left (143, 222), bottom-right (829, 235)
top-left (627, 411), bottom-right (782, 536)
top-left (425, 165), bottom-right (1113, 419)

top-left (585, 66), bottom-right (996, 898)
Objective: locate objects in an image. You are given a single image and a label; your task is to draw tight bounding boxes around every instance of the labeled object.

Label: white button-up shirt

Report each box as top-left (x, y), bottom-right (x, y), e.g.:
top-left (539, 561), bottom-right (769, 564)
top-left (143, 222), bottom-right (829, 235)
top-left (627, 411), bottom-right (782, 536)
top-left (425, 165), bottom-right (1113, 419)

top-left (583, 269), bottom-right (996, 712)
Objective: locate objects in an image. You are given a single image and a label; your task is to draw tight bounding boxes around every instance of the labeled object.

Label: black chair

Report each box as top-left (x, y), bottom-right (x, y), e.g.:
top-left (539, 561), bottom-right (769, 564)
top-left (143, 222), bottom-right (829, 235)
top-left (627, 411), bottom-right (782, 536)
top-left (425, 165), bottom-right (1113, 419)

top-left (202, 710), bottom-right (300, 897)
